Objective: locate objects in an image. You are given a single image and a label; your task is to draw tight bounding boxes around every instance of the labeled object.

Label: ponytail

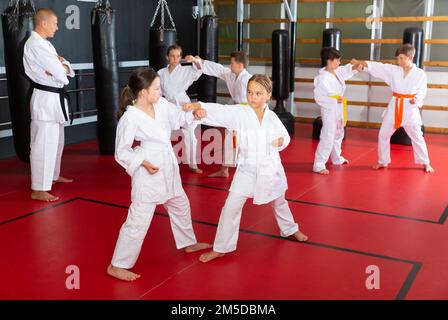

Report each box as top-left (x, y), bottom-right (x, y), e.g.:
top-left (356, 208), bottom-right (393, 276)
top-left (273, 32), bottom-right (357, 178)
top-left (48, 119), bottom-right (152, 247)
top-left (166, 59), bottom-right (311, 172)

top-left (118, 85), bottom-right (136, 119)
top-left (117, 67), bottom-right (159, 119)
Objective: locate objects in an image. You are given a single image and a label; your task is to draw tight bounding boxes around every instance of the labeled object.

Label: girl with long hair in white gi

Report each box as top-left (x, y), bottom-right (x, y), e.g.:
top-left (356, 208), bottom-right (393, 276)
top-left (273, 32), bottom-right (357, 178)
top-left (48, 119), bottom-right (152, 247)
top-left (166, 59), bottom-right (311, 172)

top-left (107, 68), bottom-right (211, 281)
top-left (184, 75), bottom-right (308, 263)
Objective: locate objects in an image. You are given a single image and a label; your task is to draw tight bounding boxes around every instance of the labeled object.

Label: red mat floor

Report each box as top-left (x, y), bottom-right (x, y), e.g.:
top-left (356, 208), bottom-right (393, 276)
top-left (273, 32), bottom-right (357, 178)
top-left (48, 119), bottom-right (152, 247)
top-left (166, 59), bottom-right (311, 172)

top-left (0, 123), bottom-right (447, 300)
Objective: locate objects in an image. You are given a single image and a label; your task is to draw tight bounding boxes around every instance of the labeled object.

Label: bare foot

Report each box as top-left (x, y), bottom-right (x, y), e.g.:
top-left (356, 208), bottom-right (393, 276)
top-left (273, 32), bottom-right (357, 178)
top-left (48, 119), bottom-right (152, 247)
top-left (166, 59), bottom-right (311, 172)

top-left (373, 163), bottom-right (388, 170)
top-left (185, 242), bottom-right (212, 253)
top-left (188, 167), bottom-right (203, 174)
top-left (31, 191), bottom-right (59, 202)
top-left (208, 167), bottom-right (229, 178)
top-left (106, 264), bottom-right (140, 282)
top-left (53, 176), bottom-right (73, 184)
top-left (199, 250), bottom-right (225, 263)
top-left (314, 169), bottom-right (330, 175)
top-left (291, 231), bottom-right (308, 242)
top-left (424, 164), bottom-right (435, 173)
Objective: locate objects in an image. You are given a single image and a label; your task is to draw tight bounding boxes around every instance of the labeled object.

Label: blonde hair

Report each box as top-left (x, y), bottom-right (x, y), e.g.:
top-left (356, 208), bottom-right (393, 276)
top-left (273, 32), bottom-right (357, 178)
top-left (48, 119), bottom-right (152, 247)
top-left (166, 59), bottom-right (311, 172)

top-left (247, 74), bottom-right (273, 94)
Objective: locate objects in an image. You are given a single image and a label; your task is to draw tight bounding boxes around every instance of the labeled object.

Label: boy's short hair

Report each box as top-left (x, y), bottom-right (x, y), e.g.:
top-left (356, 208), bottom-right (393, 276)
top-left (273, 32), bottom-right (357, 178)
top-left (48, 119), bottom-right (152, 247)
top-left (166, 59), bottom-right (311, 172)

top-left (320, 47), bottom-right (341, 67)
top-left (395, 44), bottom-right (416, 58)
top-left (230, 51), bottom-right (249, 68)
top-left (167, 44), bottom-right (183, 56)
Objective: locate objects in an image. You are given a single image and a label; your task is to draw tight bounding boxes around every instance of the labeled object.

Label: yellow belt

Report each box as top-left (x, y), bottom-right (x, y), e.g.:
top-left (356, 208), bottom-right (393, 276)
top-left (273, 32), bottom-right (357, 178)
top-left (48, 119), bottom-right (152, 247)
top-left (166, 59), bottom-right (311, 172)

top-left (330, 95), bottom-right (347, 127)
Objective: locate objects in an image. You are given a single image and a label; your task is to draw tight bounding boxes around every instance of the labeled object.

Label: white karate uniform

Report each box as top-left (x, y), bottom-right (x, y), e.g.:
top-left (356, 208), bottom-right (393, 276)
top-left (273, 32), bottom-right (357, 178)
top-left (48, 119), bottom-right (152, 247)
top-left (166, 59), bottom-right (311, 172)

top-left (313, 64), bottom-right (357, 172)
top-left (111, 98), bottom-right (198, 269)
top-left (23, 31), bottom-right (75, 191)
top-left (199, 102), bottom-right (300, 253)
top-left (196, 60), bottom-right (253, 166)
top-left (365, 62), bottom-right (430, 165)
top-left (158, 64), bottom-right (202, 168)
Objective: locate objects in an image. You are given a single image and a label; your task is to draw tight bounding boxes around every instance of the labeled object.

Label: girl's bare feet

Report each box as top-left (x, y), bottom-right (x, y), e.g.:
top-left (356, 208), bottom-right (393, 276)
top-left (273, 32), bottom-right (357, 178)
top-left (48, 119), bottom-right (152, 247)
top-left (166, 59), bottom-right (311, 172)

top-left (373, 163), bottom-right (388, 170)
top-left (106, 264), bottom-right (140, 282)
top-left (208, 167), bottom-right (229, 178)
top-left (188, 167), bottom-right (203, 174)
top-left (424, 164), bottom-right (435, 173)
top-left (199, 250), bottom-right (225, 263)
top-left (292, 231), bottom-right (308, 242)
top-left (314, 168), bottom-right (330, 175)
top-left (185, 242), bottom-right (212, 253)
top-left (53, 176), bottom-right (73, 184)
top-left (31, 191), bottom-right (59, 202)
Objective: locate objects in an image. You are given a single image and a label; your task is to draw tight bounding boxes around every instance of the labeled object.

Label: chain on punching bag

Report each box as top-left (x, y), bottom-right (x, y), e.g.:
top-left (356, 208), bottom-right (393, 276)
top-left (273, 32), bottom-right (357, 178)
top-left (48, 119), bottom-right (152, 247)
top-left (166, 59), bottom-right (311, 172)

top-left (149, 0), bottom-right (177, 71)
top-left (91, 0), bottom-right (120, 155)
top-left (198, 15), bottom-right (218, 102)
top-left (1, 0), bottom-right (36, 163)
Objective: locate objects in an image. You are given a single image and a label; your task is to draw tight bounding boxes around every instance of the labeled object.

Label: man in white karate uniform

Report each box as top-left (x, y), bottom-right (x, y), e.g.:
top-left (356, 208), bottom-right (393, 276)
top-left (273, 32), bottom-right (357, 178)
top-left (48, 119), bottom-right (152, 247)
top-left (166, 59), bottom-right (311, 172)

top-left (186, 51), bottom-right (252, 178)
top-left (355, 44), bottom-right (434, 173)
top-left (158, 44), bottom-right (203, 173)
top-left (23, 8), bottom-right (75, 202)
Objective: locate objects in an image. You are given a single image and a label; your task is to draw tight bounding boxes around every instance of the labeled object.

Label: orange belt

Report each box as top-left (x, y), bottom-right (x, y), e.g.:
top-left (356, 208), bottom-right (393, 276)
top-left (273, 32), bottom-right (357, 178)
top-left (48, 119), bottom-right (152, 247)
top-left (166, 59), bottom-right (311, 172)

top-left (392, 92), bottom-right (415, 129)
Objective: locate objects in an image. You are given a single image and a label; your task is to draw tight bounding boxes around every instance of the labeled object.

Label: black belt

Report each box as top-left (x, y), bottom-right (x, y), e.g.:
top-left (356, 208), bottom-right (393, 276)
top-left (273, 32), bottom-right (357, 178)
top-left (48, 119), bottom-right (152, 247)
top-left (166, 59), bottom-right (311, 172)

top-left (30, 81), bottom-right (73, 124)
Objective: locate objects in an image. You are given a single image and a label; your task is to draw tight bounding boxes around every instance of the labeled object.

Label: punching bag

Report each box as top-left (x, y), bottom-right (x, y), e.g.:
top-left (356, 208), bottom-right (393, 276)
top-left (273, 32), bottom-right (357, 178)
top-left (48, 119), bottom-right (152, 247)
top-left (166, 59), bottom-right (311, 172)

top-left (149, 0), bottom-right (177, 71)
top-left (198, 15), bottom-right (219, 102)
top-left (149, 29), bottom-right (176, 71)
top-left (1, 0), bottom-right (35, 163)
top-left (322, 29), bottom-right (341, 51)
top-left (272, 29), bottom-right (294, 135)
top-left (403, 27), bottom-right (424, 68)
top-left (391, 27), bottom-right (425, 146)
top-left (91, 0), bottom-right (120, 155)
top-left (289, 21), bottom-right (296, 93)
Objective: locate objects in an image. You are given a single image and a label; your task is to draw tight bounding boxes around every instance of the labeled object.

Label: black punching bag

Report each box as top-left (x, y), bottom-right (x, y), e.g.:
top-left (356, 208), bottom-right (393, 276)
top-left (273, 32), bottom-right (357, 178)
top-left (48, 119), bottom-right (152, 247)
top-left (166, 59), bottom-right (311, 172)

top-left (272, 29), bottom-right (294, 135)
top-left (391, 27), bottom-right (425, 146)
top-left (322, 29), bottom-right (341, 52)
top-left (1, 1), bottom-right (35, 163)
top-left (403, 27), bottom-right (424, 68)
top-left (149, 28), bottom-right (177, 71)
top-left (198, 15), bottom-right (218, 102)
top-left (91, 0), bottom-right (120, 155)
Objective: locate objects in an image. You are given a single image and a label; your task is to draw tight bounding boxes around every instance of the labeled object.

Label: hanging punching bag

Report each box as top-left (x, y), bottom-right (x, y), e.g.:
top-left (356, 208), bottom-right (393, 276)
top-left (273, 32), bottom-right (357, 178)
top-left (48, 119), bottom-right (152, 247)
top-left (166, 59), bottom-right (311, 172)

top-left (1, 0), bottom-right (35, 163)
top-left (314, 28), bottom-right (345, 140)
top-left (198, 15), bottom-right (219, 102)
top-left (391, 27), bottom-right (425, 146)
top-left (322, 28), bottom-right (341, 52)
top-left (272, 29), bottom-right (294, 135)
top-left (149, 29), bottom-right (176, 71)
top-left (403, 27), bottom-right (424, 68)
top-left (91, 0), bottom-right (120, 155)
top-left (149, 0), bottom-right (177, 72)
